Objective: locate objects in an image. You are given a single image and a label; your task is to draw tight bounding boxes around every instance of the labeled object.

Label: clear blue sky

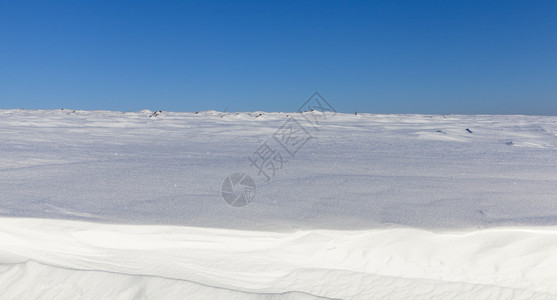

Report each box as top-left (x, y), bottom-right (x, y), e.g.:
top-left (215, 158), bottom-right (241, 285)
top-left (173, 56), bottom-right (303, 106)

top-left (1, 0), bottom-right (556, 114)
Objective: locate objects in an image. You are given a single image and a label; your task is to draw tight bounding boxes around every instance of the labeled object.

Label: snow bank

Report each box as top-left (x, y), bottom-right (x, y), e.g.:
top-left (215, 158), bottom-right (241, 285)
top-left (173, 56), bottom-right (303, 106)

top-left (1, 218), bottom-right (556, 299)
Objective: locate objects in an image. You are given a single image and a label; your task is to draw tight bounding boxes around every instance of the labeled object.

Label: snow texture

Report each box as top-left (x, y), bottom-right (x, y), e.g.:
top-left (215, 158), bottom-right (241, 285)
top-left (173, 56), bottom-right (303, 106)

top-left (1, 109), bottom-right (557, 299)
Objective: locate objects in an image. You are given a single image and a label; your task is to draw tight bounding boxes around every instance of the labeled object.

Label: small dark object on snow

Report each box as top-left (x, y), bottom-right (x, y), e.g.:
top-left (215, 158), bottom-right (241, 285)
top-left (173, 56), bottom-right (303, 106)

top-left (506, 141), bottom-right (514, 145)
top-left (149, 111), bottom-right (162, 117)
top-left (466, 128), bottom-right (473, 133)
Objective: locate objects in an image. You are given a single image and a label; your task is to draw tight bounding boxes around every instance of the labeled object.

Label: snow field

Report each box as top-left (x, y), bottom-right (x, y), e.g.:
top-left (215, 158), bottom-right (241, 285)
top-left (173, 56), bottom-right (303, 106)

top-left (1, 109), bottom-right (557, 298)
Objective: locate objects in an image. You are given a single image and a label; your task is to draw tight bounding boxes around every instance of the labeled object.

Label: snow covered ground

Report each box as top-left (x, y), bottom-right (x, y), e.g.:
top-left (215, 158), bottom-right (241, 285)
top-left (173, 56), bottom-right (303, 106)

top-left (1, 109), bottom-right (557, 299)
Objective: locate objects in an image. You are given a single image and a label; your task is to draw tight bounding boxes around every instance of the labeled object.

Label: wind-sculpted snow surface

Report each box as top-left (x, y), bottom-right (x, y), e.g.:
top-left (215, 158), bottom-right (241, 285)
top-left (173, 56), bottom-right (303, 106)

top-left (1, 218), bottom-right (557, 299)
top-left (1, 109), bottom-right (557, 298)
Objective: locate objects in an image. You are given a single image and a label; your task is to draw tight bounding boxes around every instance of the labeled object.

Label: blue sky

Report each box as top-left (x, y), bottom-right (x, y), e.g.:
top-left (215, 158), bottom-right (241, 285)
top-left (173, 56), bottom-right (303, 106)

top-left (1, 0), bottom-right (556, 114)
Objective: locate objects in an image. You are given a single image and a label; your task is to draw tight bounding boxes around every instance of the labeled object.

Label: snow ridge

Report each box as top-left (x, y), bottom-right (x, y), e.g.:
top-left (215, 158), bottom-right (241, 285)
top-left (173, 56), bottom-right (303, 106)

top-left (1, 218), bottom-right (557, 299)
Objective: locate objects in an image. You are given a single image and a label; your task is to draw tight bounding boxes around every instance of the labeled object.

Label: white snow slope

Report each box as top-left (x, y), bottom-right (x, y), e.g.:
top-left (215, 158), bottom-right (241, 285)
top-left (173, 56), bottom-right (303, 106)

top-left (1, 109), bottom-right (557, 299)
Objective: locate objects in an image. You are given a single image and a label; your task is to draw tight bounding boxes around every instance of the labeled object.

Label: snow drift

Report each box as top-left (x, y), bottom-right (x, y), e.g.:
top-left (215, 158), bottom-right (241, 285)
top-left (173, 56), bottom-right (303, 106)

top-left (1, 218), bottom-right (557, 299)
